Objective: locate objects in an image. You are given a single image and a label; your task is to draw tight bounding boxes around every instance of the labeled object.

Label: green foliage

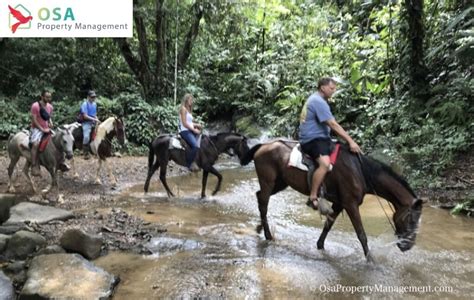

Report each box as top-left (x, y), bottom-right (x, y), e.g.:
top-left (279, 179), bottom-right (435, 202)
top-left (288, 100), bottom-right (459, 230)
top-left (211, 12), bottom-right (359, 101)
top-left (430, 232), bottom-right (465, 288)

top-left (0, 97), bottom-right (30, 138)
top-left (117, 93), bottom-right (178, 145)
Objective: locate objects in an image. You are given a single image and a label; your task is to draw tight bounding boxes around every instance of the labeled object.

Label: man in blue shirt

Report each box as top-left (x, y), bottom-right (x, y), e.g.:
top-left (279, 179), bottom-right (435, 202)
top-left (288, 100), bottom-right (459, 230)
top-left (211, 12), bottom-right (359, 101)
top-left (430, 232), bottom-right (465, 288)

top-left (299, 77), bottom-right (362, 215)
top-left (80, 90), bottom-right (101, 159)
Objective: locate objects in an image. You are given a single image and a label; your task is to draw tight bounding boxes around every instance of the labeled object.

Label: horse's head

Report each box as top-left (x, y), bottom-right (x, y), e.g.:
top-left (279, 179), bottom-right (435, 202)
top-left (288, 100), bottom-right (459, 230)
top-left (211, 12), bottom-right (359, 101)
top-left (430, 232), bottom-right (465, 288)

top-left (56, 126), bottom-right (75, 160)
top-left (113, 117), bottom-right (126, 146)
top-left (394, 198), bottom-right (423, 252)
top-left (234, 135), bottom-right (250, 164)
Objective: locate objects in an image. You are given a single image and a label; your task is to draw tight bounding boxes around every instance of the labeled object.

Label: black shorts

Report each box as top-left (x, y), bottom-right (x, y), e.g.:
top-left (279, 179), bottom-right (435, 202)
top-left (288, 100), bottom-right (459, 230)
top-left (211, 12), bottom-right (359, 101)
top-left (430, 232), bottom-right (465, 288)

top-left (301, 138), bottom-right (333, 160)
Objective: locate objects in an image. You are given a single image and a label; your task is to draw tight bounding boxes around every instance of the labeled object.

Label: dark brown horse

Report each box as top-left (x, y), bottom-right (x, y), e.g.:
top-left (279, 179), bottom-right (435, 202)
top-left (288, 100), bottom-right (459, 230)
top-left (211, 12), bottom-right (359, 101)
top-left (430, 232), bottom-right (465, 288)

top-left (144, 132), bottom-right (250, 198)
top-left (70, 117), bottom-right (125, 187)
top-left (241, 140), bottom-right (423, 262)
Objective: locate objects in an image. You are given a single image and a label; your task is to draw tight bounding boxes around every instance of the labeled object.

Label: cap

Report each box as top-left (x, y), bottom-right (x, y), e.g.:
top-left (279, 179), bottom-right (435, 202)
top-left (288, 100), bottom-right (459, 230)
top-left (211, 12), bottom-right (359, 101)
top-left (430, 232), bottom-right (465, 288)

top-left (88, 90), bottom-right (97, 97)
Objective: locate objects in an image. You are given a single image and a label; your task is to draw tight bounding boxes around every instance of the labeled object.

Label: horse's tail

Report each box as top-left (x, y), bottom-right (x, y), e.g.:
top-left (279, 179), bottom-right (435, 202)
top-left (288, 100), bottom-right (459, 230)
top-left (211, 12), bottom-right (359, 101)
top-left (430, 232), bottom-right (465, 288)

top-left (147, 142), bottom-right (155, 170)
top-left (241, 144), bottom-right (262, 166)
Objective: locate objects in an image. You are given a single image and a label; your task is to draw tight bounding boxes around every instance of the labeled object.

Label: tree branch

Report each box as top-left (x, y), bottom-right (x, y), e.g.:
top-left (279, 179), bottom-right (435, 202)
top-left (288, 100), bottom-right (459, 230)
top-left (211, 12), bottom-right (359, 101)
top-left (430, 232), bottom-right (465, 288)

top-left (178, 0), bottom-right (204, 68)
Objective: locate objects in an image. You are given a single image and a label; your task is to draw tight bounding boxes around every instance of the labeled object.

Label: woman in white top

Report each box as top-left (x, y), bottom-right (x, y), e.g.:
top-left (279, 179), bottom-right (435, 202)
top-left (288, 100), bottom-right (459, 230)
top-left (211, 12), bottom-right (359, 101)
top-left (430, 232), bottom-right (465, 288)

top-left (179, 94), bottom-right (202, 171)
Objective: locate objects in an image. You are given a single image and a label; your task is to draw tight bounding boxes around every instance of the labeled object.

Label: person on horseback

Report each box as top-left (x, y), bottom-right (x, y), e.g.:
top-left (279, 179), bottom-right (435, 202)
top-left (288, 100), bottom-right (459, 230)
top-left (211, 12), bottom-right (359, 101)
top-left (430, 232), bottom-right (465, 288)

top-left (178, 93), bottom-right (202, 172)
top-left (30, 90), bottom-right (54, 176)
top-left (299, 77), bottom-right (362, 215)
top-left (80, 90), bottom-right (101, 160)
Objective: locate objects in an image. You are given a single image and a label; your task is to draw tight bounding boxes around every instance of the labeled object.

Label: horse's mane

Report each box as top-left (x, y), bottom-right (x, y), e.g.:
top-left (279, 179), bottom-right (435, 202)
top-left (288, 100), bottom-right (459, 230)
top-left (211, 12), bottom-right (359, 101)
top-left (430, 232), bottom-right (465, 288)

top-left (356, 147), bottom-right (417, 198)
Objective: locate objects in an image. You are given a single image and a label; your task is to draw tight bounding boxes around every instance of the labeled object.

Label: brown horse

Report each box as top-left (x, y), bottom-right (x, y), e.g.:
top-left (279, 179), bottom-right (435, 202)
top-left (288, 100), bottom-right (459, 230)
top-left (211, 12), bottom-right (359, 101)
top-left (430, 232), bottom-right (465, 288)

top-left (241, 140), bottom-right (423, 262)
top-left (144, 132), bottom-right (250, 198)
top-left (70, 117), bottom-right (125, 187)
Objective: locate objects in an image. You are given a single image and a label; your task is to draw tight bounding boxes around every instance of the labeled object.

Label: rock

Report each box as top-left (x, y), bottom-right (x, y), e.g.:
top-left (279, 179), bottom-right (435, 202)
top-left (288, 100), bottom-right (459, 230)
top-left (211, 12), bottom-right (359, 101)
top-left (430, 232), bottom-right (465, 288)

top-left (4, 230), bottom-right (46, 259)
top-left (0, 223), bottom-right (28, 235)
top-left (0, 233), bottom-right (10, 252)
top-left (20, 254), bottom-right (118, 299)
top-left (4, 202), bottom-right (74, 225)
top-left (0, 193), bottom-right (27, 223)
top-left (36, 245), bottom-right (66, 256)
top-left (5, 260), bottom-right (26, 274)
top-left (0, 270), bottom-right (15, 300)
top-left (60, 229), bottom-right (103, 260)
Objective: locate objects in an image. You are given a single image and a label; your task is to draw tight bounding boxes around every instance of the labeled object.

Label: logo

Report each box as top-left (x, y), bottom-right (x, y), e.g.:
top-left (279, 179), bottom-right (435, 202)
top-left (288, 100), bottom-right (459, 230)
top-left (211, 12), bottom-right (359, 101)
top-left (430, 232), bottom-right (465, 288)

top-left (8, 4), bottom-right (33, 33)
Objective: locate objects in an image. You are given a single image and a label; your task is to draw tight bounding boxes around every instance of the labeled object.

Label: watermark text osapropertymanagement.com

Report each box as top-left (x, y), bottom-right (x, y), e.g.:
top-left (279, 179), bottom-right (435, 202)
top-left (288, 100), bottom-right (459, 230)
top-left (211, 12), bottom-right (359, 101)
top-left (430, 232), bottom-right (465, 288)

top-left (319, 284), bottom-right (454, 294)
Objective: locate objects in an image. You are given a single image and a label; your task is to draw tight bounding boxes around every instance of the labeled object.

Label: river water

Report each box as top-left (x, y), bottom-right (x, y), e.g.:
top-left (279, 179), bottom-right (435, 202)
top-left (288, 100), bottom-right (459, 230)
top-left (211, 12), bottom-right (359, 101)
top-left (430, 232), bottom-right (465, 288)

top-left (94, 161), bottom-right (474, 299)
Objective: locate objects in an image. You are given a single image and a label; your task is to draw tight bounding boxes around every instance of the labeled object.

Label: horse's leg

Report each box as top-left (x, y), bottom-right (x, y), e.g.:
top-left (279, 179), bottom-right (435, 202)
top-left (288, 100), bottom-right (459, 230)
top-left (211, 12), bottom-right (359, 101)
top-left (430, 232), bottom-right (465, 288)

top-left (201, 170), bottom-right (209, 198)
top-left (317, 204), bottom-right (343, 250)
top-left (159, 161), bottom-right (174, 197)
top-left (144, 158), bottom-right (160, 193)
top-left (208, 166), bottom-right (223, 197)
top-left (95, 158), bottom-right (103, 185)
top-left (105, 159), bottom-right (117, 187)
top-left (346, 203), bottom-right (374, 263)
top-left (256, 189), bottom-right (273, 240)
top-left (71, 157), bottom-right (79, 178)
top-left (42, 166), bottom-right (57, 197)
top-left (7, 155), bottom-right (20, 193)
top-left (22, 161), bottom-right (37, 193)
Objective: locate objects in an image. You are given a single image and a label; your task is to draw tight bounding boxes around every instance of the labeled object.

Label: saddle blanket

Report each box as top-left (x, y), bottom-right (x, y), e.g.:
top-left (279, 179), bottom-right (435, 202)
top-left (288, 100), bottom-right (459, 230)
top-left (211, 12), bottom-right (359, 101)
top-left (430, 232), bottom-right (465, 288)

top-left (288, 143), bottom-right (340, 171)
top-left (39, 134), bottom-right (52, 152)
top-left (169, 134), bottom-right (202, 150)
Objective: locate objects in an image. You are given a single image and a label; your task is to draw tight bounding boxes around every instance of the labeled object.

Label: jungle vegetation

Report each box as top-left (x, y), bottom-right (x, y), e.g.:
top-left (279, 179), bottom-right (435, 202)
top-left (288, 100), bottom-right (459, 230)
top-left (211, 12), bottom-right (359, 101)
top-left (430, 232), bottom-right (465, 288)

top-left (0, 0), bottom-right (472, 187)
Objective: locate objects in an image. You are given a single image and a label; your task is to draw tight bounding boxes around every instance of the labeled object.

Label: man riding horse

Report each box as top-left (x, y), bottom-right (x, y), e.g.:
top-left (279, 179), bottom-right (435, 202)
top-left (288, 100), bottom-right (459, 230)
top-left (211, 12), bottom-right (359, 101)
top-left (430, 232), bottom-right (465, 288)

top-left (299, 77), bottom-right (362, 215)
top-left (79, 90), bottom-right (101, 160)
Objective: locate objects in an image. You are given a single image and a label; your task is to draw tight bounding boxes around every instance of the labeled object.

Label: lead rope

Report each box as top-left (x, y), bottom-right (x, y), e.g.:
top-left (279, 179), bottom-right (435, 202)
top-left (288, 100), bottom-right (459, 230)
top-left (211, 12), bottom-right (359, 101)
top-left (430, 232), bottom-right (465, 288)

top-left (357, 153), bottom-right (396, 232)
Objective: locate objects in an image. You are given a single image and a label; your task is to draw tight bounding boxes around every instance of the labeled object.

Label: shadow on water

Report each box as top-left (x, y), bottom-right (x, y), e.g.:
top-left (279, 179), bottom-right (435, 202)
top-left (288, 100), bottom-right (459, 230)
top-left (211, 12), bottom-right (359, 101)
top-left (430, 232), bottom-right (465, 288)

top-left (94, 160), bottom-right (474, 299)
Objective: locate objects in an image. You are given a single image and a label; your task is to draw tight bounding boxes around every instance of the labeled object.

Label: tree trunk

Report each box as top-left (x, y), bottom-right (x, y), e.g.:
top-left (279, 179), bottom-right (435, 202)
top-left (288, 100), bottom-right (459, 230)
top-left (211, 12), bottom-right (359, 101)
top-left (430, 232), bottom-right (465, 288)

top-left (178, 1), bottom-right (204, 68)
top-left (404, 0), bottom-right (429, 102)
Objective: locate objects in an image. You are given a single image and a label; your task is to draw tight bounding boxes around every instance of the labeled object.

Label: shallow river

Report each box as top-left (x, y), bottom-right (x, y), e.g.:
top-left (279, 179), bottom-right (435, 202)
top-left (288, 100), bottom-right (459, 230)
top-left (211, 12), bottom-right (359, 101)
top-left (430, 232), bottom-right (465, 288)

top-left (94, 161), bottom-right (474, 299)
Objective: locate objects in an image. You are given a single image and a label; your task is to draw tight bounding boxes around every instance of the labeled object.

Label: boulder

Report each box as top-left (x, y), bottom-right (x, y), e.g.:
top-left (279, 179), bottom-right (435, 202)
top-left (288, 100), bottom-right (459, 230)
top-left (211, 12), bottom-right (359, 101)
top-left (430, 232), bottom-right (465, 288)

top-left (36, 245), bottom-right (66, 256)
top-left (0, 233), bottom-right (10, 252)
top-left (0, 193), bottom-right (27, 223)
top-left (60, 229), bottom-right (103, 260)
top-left (4, 230), bottom-right (46, 259)
top-left (20, 254), bottom-right (118, 299)
top-left (4, 202), bottom-right (73, 225)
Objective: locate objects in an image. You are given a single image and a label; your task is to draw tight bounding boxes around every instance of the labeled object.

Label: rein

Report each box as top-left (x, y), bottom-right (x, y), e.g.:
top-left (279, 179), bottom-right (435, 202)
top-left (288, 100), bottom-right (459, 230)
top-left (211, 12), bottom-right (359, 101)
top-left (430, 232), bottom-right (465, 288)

top-left (357, 153), bottom-right (397, 232)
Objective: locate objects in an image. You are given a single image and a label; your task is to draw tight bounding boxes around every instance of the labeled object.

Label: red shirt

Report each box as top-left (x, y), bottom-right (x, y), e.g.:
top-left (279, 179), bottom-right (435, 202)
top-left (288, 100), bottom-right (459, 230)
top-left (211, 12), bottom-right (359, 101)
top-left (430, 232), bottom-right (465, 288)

top-left (31, 102), bottom-right (53, 129)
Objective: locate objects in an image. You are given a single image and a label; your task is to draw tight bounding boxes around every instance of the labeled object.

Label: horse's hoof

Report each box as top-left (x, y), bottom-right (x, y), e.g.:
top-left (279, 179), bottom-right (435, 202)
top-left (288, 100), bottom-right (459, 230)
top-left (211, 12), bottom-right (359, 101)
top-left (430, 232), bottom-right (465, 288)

top-left (317, 243), bottom-right (325, 250)
top-left (366, 252), bottom-right (375, 264)
top-left (57, 194), bottom-right (65, 203)
top-left (256, 225), bottom-right (263, 234)
top-left (95, 179), bottom-right (102, 185)
top-left (7, 187), bottom-right (15, 193)
top-left (73, 173), bottom-right (79, 179)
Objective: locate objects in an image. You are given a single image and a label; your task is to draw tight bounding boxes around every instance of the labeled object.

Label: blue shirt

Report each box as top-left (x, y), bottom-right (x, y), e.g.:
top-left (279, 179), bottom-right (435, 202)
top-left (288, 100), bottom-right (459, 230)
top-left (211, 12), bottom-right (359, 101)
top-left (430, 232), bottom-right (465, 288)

top-left (80, 100), bottom-right (97, 123)
top-left (299, 92), bottom-right (334, 144)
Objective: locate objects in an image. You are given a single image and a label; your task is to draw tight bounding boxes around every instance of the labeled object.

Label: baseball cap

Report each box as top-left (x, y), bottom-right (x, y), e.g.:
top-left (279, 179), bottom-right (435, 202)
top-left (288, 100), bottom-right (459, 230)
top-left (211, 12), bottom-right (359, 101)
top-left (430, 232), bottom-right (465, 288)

top-left (88, 90), bottom-right (97, 97)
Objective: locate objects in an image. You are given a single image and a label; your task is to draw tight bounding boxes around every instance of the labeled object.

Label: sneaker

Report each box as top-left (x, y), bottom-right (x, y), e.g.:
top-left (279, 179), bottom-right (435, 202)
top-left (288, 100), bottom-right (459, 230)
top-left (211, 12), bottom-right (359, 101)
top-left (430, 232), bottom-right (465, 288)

top-left (188, 162), bottom-right (200, 172)
top-left (306, 197), bottom-right (333, 216)
top-left (318, 197), bottom-right (334, 216)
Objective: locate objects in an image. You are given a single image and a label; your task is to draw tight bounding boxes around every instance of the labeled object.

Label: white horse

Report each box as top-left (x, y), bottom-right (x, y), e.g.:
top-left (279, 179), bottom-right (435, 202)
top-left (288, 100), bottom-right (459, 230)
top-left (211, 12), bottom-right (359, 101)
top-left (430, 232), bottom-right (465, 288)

top-left (7, 126), bottom-right (75, 196)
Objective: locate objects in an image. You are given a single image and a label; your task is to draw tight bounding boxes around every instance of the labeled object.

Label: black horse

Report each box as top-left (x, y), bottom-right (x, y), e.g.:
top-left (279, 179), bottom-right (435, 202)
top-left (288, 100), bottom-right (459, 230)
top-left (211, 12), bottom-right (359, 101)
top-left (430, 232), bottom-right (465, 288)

top-left (144, 132), bottom-right (250, 198)
top-left (241, 140), bottom-right (423, 262)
